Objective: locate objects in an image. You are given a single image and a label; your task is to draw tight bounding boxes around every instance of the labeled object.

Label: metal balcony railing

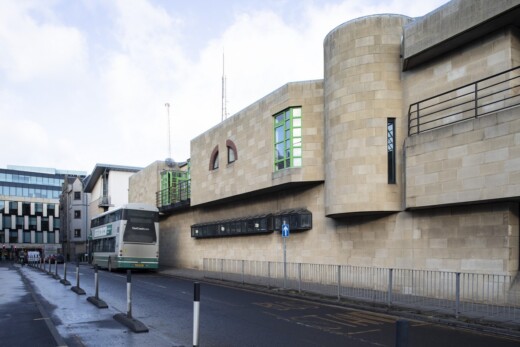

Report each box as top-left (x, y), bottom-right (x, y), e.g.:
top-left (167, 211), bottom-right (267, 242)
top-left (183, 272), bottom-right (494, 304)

top-left (97, 195), bottom-right (111, 207)
top-left (156, 179), bottom-right (191, 211)
top-left (408, 66), bottom-right (520, 135)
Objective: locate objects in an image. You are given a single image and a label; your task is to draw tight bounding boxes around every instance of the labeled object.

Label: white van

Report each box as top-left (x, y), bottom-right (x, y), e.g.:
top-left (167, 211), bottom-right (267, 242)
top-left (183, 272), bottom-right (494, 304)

top-left (27, 251), bottom-right (41, 263)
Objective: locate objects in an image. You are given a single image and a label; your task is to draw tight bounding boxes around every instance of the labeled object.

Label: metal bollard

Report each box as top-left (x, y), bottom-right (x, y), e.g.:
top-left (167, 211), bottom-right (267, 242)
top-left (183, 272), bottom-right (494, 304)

top-left (193, 282), bottom-right (201, 347)
top-left (87, 264), bottom-right (108, 308)
top-left (95, 265), bottom-right (100, 298)
top-left (53, 259), bottom-right (60, 280)
top-left (60, 262), bottom-right (71, 285)
top-left (126, 270), bottom-right (132, 318)
top-left (113, 269), bottom-right (148, 332)
top-left (395, 319), bottom-right (409, 347)
top-left (71, 259), bottom-right (86, 295)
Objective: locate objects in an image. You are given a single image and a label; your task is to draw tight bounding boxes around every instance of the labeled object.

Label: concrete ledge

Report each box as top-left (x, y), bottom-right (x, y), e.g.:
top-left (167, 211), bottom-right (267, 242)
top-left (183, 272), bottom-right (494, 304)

top-left (87, 296), bottom-right (108, 309)
top-left (113, 313), bottom-right (149, 333)
top-left (71, 286), bottom-right (86, 295)
top-left (403, 0), bottom-right (520, 69)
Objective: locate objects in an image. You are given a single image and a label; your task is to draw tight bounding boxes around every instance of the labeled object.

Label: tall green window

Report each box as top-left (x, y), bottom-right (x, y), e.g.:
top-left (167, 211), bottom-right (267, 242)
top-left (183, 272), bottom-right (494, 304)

top-left (274, 107), bottom-right (302, 171)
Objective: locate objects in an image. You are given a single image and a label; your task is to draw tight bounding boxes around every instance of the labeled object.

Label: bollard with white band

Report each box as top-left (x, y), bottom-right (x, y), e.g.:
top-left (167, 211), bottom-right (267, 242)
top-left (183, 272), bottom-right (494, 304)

top-left (71, 258), bottom-right (86, 295)
top-left (127, 270), bottom-right (132, 318)
top-left (113, 269), bottom-right (148, 333)
top-left (193, 282), bottom-right (200, 347)
top-left (53, 258), bottom-right (60, 280)
top-left (87, 264), bottom-right (108, 308)
top-left (60, 262), bottom-right (71, 285)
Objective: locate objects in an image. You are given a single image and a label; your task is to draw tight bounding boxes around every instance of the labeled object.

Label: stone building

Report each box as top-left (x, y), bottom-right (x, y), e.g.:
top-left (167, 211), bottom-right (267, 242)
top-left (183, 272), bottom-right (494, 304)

top-left (129, 0), bottom-right (520, 276)
top-left (60, 176), bottom-right (90, 261)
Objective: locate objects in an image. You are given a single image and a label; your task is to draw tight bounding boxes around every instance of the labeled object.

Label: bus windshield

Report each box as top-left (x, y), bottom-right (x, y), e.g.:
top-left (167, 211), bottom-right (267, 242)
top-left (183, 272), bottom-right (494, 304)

top-left (122, 209), bottom-right (158, 243)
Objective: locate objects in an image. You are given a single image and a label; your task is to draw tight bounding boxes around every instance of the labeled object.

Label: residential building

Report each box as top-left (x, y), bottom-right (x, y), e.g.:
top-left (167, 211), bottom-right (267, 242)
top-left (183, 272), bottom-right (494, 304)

top-left (0, 165), bottom-right (86, 260)
top-left (60, 176), bottom-right (90, 262)
top-left (129, 0), bottom-right (520, 277)
top-left (83, 163), bottom-right (142, 256)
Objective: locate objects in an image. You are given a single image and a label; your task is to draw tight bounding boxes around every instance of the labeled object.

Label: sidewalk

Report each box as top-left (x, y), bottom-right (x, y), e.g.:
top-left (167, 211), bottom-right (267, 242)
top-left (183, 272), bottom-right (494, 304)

top-left (0, 261), bottom-right (65, 347)
top-left (158, 266), bottom-right (205, 280)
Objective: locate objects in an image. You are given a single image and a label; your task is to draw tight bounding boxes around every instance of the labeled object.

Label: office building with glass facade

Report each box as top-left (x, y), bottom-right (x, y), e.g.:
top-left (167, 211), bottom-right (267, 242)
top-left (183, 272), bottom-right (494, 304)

top-left (0, 165), bottom-right (86, 260)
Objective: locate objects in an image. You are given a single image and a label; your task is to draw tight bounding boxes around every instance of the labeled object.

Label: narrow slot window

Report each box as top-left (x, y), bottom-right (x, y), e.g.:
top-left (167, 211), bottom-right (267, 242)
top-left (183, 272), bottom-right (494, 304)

top-left (387, 118), bottom-right (396, 184)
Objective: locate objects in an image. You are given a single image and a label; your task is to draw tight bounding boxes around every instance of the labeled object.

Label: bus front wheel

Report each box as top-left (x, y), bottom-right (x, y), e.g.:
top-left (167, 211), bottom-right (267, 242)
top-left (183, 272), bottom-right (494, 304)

top-left (108, 257), bottom-right (112, 272)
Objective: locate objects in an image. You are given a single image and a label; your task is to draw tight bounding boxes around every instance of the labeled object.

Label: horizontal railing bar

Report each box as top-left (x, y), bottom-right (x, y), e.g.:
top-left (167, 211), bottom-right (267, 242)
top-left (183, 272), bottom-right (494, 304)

top-left (477, 74), bottom-right (520, 93)
top-left (408, 66), bottom-right (520, 135)
top-left (411, 66), bottom-right (520, 106)
top-left (414, 98), bottom-right (475, 120)
top-left (414, 107), bottom-right (474, 128)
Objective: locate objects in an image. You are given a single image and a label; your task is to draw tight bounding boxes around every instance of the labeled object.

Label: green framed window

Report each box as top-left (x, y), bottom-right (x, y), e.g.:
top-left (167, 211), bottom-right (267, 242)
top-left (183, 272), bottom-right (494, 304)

top-left (274, 107), bottom-right (302, 171)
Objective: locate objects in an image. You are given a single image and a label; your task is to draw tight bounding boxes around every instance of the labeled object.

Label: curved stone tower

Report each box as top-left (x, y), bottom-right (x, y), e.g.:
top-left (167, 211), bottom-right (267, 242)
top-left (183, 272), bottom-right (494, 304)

top-left (324, 14), bottom-right (412, 217)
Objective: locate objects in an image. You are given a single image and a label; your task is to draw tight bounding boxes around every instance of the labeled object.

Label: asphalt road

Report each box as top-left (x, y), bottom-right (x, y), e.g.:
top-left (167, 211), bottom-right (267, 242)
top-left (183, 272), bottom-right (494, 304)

top-left (17, 263), bottom-right (520, 347)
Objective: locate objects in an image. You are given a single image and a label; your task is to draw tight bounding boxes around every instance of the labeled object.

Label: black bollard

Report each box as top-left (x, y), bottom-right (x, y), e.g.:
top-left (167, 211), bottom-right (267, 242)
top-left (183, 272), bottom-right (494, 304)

top-left (395, 319), bottom-right (409, 347)
top-left (193, 282), bottom-right (201, 347)
top-left (53, 259), bottom-right (60, 280)
top-left (113, 269), bottom-right (148, 333)
top-left (87, 265), bottom-right (108, 308)
top-left (60, 262), bottom-right (71, 286)
top-left (71, 258), bottom-right (86, 295)
top-left (126, 270), bottom-right (132, 318)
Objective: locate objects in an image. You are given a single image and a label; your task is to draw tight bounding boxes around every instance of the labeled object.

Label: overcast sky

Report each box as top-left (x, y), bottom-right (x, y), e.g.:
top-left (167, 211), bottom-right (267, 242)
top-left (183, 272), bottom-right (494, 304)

top-left (0, 0), bottom-right (449, 174)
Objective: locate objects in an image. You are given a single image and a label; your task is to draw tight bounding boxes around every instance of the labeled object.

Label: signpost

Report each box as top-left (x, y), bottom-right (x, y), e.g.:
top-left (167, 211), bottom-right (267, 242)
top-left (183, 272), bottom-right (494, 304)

top-left (282, 221), bottom-right (289, 289)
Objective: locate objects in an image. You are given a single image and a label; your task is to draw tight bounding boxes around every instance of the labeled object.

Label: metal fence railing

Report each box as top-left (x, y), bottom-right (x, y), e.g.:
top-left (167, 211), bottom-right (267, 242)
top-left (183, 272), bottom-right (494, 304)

top-left (203, 258), bottom-right (520, 325)
top-left (408, 66), bottom-right (520, 135)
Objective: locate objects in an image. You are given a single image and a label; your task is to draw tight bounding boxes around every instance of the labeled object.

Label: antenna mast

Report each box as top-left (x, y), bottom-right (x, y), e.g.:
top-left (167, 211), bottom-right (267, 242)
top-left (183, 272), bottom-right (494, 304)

top-left (165, 103), bottom-right (172, 162)
top-left (221, 51), bottom-right (228, 121)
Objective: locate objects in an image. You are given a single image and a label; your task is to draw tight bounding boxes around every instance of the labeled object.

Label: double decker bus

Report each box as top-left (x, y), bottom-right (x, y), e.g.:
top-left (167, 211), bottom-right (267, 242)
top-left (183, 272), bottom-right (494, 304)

top-left (90, 203), bottom-right (159, 271)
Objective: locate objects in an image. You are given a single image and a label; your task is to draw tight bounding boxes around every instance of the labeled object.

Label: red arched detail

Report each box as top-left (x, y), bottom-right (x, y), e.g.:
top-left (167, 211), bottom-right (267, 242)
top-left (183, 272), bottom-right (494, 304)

top-left (226, 139), bottom-right (238, 163)
top-left (209, 145), bottom-right (219, 170)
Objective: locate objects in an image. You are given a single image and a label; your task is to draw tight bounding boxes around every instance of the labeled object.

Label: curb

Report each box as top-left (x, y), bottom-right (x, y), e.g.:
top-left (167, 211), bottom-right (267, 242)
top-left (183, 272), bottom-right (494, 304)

top-left (18, 265), bottom-right (69, 347)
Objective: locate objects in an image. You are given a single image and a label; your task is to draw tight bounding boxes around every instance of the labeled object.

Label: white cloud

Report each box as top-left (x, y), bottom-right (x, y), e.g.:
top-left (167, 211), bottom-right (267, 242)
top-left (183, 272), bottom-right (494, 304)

top-left (0, 0), bottom-right (450, 172)
top-left (0, 0), bottom-right (88, 82)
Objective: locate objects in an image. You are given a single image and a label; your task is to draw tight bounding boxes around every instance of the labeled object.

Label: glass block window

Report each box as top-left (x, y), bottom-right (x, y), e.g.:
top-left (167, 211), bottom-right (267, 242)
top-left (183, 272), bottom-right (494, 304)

top-left (274, 107), bottom-right (302, 171)
top-left (387, 118), bottom-right (396, 184)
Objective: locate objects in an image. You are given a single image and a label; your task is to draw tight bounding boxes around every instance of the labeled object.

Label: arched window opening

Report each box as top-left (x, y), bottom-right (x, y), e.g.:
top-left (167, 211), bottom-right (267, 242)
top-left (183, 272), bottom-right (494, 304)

top-left (209, 146), bottom-right (219, 170)
top-left (226, 139), bottom-right (238, 164)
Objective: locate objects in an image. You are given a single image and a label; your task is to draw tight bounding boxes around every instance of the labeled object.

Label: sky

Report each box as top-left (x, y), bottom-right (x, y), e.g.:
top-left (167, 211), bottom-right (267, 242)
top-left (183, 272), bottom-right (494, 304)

top-left (0, 0), bottom-right (449, 174)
